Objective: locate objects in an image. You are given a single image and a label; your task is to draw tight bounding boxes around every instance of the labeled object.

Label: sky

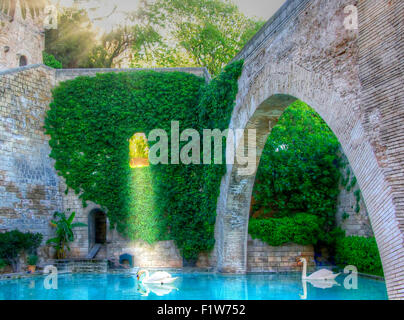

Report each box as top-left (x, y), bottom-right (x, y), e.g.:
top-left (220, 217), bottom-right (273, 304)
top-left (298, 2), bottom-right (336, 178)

top-left (53, 0), bottom-right (287, 31)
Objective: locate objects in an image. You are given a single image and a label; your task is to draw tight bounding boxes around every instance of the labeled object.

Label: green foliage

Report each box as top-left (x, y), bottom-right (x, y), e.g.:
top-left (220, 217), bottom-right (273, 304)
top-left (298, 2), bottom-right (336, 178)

top-left (249, 214), bottom-right (322, 246)
top-left (43, 52), bottom-right (63, 69)
top-left (45, 61), bottom-right (243, 260)
top-left (251, 101), bottom-right (342, 244)
top-left (27, 255), bottom-right (38, 266)
top-left (0, 230), bottom-right (43, 272)
top-left (335, 236), bottom-right (384, 276)
top-left (130, 0), bottom-right (263, 75)
top-left (0, 258), bottom-right (7, 269)
top-left (46, 210), bottom-right (87, 259)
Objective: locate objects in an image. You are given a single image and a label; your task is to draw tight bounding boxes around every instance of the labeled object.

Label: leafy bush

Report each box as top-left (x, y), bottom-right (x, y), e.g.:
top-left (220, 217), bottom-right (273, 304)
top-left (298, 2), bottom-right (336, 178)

top-left (43, 52), bottom-right (63, 69)
top-left (47, 211), bottom-right (86, 259)
top-left (250, 101), bottom-right (343, 245)
top-left (249, 214), bottom-right (322, 246)
top-left (45, 61), bottom-right (243, 260)
top-left (0, 258), bottom-right (7, 269)
top-left (335, 236), bottom-right (383, 276)
top-left (0, 230), bottom-right (43, 272)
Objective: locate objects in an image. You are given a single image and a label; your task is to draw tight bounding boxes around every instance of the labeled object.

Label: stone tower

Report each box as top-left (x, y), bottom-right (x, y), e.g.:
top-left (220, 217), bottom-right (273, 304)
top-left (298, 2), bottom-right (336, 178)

top-left (0, 0), bottom-right (46, 70)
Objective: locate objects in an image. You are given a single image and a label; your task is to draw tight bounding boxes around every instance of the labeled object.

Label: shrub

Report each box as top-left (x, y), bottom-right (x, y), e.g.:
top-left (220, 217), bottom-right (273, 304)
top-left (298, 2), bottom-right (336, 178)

top-left (43, 52), bottom-right (63, 69)
top-left (335, 236), bottom-right (384, 276)
top-left (0, 258), bottom-right (7, 269)
top-left (248, 213), bottom-right (322, 246)
top-left (47, 210), bottom-right (86, 259)
top-left (251, 102), bottom-right (342, 244)
top-left (0, 230), bottom-right (43, 272)
top-left (27, 255), bottom-right (38, 266)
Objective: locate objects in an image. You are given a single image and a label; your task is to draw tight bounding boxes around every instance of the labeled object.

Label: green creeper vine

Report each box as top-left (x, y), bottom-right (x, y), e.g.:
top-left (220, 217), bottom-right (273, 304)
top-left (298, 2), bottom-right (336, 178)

top-left (45, 61), bottom-right (243, 260)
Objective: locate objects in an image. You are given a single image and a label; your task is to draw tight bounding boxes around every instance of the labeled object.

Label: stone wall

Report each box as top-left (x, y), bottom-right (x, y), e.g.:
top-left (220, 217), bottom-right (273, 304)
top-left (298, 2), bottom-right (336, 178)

top-left (0, 64), bottom-right (212, 269)
top-left (247, 236), bottom-right (315, 273)
top-left (0, 65), bottom-right (59, 264)
top-left (336, 152), bottom-right (373, 237)
top-left (214, 0), bottom-right (404, 299)
top-left (0, 1), bottom-right (45, 70)
top-left (55, 67), bottom-right (211, 84)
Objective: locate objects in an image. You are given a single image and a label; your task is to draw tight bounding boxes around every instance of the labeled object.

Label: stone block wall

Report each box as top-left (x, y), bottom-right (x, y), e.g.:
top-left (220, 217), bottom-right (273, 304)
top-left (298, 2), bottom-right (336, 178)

top-left (0, 64), bottom-right (213, 269)
top-left (0, 1), bottom-right (45, 70)
top-left (336, 153), bottom-right (373, 237)
top-left (0, 65), bottom-right (59, 264)
top-left (247, 236), bottom-right (315, 273)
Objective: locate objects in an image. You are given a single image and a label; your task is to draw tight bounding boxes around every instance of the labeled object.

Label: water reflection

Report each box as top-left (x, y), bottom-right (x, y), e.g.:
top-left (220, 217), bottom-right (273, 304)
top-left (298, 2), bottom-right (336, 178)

top-left (137, 282), bottom-right (178, 297)
top-left (300, 279), bottom-right (340, 300)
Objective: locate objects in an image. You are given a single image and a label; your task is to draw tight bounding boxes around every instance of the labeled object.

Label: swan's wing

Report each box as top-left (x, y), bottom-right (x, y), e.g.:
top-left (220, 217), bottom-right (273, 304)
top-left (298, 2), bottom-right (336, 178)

top-left (148, 271), bottom-right (172, 282)
top-left (307, 279), bottom-right (339, 289)
top-left (308, 269), bottom-right (339, 280)
top-left (161, 277), bottom-right (178, 284)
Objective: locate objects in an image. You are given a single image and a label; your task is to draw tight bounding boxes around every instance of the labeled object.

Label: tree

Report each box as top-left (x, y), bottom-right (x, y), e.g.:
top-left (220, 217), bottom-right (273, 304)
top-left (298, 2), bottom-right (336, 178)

top-left (0, 230), bottom-right (43, 272)
top-left (45, 7), bottom-right (97, 68)
top-left (85, 25), bottom-right (156, 68)
top-left (129, 0), bottom-right (264, 75)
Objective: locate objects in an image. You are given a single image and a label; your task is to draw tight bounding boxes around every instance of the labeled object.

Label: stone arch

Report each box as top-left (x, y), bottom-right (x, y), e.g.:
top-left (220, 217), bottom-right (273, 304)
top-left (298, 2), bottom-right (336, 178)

top-left (215, 62), bottom-right (404, 299)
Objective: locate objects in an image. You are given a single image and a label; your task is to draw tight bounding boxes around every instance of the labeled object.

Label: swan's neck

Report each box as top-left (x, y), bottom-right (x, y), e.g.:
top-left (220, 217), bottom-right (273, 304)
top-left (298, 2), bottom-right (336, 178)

top-left (139, 269), bottom-right (150, 282)
top-left (301, 258), bottom-right (307, 279)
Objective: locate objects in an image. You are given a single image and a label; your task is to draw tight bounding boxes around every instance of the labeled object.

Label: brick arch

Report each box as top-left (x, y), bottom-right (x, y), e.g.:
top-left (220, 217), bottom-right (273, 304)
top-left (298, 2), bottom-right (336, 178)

top-left (215, 60), bottom-right (404, 300)
top-left (213, 0), bottom-right (404, 300)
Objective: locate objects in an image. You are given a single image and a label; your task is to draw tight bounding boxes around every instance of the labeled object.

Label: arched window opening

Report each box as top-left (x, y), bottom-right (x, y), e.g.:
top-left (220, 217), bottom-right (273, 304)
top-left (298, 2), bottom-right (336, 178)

top-left (19, 55), bottom-right (27, 67)
top-left (129, 133), bottom-right (149, 168)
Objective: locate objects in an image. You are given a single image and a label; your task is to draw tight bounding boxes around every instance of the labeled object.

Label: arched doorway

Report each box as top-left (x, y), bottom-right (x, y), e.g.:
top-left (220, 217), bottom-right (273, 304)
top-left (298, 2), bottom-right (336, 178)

top-left (89, 209), bottom-right (107, 250)
top-left (19, 55), bottom-right (27, 67)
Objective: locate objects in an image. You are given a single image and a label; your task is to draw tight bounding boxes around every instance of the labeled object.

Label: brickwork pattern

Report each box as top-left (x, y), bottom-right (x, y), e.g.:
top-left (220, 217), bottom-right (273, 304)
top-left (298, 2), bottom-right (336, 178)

top-left (0, 65), bottom-right (59, 264)
top-left (215, 0), bottom-right (404, 300)
top-left (247, 236), bottom-right (315, 273)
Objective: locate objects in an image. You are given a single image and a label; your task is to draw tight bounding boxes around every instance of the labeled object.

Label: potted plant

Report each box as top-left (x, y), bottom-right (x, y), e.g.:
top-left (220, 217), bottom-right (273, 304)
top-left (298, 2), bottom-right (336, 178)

top-left (27, 255), bottom-right (38, 273)
top-left (47, 210), bottom-right (87, 259)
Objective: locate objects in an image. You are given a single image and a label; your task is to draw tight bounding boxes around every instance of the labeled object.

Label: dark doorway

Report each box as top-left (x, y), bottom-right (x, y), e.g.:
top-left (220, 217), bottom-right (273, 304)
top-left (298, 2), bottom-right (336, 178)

top-left (94, 212), bottom-right (106, 244)
top-left (89, 209), bottom-right (107, 248)
top-left (19, 55), bottom-right (27, 67)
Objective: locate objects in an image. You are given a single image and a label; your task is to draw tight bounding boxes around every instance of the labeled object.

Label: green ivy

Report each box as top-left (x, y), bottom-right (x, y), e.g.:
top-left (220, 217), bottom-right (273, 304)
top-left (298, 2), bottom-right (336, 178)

top-left (335, 236), bottom-right (384, 276)
top-left (44, 61), bottom-right (243, 260)
top-left (249, 214), bottom-right (322, 246)
top-left (43, 52), bottom-right (63, 69)
top-left (250, 101), bottom-right (342, 244)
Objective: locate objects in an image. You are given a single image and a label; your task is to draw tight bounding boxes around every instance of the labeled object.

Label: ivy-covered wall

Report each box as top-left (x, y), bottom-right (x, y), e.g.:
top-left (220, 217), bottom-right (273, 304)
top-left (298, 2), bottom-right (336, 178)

top-left (44, 61), bottom-right (244, 261)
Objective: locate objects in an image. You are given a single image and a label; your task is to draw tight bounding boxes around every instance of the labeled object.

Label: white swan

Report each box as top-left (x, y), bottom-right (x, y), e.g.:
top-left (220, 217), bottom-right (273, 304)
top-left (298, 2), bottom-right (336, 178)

top-left (299, 257), bottom-right (340, 280)
top-left (137, 282), bottom-right (179, 297)
top-left (136, 269), bottom-right (178, 284)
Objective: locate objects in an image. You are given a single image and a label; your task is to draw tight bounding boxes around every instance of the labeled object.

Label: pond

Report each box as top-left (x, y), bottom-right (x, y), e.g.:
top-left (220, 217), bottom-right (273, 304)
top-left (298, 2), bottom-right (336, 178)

top-left (0, 272), bottom-right (388, 300)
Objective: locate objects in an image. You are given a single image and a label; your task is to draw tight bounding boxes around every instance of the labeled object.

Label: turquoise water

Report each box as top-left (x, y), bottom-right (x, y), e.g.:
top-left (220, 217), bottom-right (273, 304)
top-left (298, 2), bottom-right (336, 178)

top-left (0, 272), bottom-right (388, 300)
